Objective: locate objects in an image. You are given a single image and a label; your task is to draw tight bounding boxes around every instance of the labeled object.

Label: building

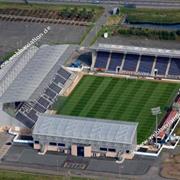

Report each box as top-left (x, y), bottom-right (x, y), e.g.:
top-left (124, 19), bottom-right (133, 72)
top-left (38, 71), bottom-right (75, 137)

top-left (0, 44), bottom-right (77, 129)
top-left (112, 7), bottom-right (120, 15)
top-left (32, 114), bottom-right (138, 158)
top-left (91, 44), bottom-right (180, 78)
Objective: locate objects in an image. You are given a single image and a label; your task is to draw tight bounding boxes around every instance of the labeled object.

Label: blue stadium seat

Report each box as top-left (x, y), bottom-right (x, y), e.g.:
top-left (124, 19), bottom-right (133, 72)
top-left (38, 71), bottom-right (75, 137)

top-left (168, 58), bottom-right (180, 76)
top-left (123, 54), bottom-right (139, 71)
top-left (138, 55), bottom-right (155, 74)
top-left (94, 51), bottom-right (110, 69)
top-left (108, 53), bottom-right (124, 71)
top-left (154, 56), bottom-right (169, 75)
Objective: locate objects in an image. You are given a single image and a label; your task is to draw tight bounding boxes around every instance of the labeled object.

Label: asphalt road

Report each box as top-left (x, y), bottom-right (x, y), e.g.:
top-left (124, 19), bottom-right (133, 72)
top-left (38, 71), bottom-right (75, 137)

top-left (1, 0), bottom-right (180, 8)
top-left (2, 143), bottom-right (179, 179)
top-left (0, 144), bottom-right (155, 179)
top-left (0, 20), bottom-right (87, 57)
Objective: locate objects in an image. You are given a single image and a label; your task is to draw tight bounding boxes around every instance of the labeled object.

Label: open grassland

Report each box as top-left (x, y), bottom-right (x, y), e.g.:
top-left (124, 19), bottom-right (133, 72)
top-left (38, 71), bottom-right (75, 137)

top-left (57, 75), bottom-right (180, 144)
top-left (106, 15), bottom-right (123, 26)
top-left (160, 153), bottom-right (180, 180)
top-left (121, 7), bottom-right (180, 24)
top-left (0, 170), bottom-right (93, 180)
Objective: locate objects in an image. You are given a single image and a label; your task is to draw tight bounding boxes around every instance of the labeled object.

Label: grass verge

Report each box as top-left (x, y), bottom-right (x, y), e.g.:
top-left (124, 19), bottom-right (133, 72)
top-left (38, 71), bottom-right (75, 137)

top-left (0, 170), bottom-right (93, 180)
top-left (0, 51), bottom-right (15, 64)
top-left (121, 7), bottom-right (180, 24)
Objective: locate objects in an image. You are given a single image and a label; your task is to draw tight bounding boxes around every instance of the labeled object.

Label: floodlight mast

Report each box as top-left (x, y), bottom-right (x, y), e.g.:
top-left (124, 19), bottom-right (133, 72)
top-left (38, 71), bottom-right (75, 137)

top-left (151, 107), bottom-right (161, 146)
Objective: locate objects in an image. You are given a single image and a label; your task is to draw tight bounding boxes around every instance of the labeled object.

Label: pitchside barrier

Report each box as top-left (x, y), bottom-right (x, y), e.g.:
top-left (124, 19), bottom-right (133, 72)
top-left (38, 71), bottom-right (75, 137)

top-left (135, 118), bottom-right (180, 157)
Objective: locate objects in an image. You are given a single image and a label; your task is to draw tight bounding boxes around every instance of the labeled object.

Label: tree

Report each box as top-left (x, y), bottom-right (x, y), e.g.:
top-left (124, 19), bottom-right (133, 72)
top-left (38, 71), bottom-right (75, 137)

top-left (60, 8), bottom-right (71, 19)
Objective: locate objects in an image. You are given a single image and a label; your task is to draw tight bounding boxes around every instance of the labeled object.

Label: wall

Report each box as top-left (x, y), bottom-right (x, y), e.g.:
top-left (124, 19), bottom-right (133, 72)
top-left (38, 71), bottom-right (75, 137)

top-left (33, 134), bottom-right (136, 153)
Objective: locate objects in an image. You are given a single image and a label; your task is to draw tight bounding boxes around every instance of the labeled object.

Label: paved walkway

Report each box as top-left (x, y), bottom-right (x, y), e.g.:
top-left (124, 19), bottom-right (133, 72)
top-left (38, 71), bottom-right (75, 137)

top-left (1, 144), bottom-right (180, 179)
top-left (0, 133), bottom-right (13, 160)
top-left (81, 7), bottom-right (110, 47)
top-left (1, 0), bottom-right (180, 8)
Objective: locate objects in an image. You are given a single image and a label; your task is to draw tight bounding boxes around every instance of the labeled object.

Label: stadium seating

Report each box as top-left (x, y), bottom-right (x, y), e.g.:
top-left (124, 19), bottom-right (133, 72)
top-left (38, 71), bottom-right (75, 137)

top-left (94, 51), bottom-right (110, 69)
top-left (37, 96), bottom-right (50, 108)
top-left (154, 56), bottom-right (169, 75)
top-left (44, 88), bottom-right (57, 100)
top-left (26, 109), bottom-right (38, 121)
top-left (57, 67), bottom-right (71, 80)
top-left (16, 112), bottom-right (35, 128)
top-left (138, 55), bottom-right (155, 74)
top-left (16, 67), bottom-right (74, 128)
top-left (20, 102), bottom-right (32, 113)
top-left (168, 58), bottom-right (180, 76)
top-left (54, 75), bottom-right (66, 85)
top-left (122, 54), bottom-right (139, 71)
top-left (108, 53), bottom-right (124, 71)
top-left (49, 83), bottom-right (62, 94)
top-left (33, 103), bottom-right (47, 113)
top-left (93, 50), bottom-right (180, 78)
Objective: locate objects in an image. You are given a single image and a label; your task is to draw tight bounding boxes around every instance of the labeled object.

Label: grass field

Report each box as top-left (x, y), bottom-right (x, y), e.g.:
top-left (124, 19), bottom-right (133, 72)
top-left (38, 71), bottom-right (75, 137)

top-left (121, 7), bottom-right (180, 24)
top-left (56, 75), bottom-right (180, 144)
top-left (0, 170), bottom-right (92, 180)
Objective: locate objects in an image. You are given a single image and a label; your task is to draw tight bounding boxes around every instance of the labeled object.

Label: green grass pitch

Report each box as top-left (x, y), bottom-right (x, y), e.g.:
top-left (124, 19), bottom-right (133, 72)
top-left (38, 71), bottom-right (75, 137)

top-left (55, 75), bottom-right (180, 144)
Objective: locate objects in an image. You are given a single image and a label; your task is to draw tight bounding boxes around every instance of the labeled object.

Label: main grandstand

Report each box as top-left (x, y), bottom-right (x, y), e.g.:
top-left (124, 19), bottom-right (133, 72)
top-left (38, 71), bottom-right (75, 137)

top-left (0, 43), bottom-right (180, 158)
top-left (91, 44), bottom-right (180, 78)
top-left (33, 114), bottom-right (137, 157)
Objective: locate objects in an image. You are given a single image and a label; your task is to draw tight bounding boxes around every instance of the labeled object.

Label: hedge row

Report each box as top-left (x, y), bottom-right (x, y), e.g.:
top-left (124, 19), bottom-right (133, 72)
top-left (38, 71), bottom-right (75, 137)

top-left (59, 7), bottom-right (95, 20)
top-left (102, 26), bottom-right (180, 40)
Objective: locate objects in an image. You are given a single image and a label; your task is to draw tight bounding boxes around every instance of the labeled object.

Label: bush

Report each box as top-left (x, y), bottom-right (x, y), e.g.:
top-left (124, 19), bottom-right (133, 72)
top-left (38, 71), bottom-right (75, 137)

top-left (60, 8), bottom-right (71, 18)
top-left (102, 25), bottom-right (178, 40)
top-left (59, 7), bottom-right (94, 20)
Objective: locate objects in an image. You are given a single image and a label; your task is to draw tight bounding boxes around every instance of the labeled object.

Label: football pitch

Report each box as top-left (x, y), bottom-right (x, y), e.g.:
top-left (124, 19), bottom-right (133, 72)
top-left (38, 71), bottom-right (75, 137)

top-left (56, 75), bottom-right (180, 143)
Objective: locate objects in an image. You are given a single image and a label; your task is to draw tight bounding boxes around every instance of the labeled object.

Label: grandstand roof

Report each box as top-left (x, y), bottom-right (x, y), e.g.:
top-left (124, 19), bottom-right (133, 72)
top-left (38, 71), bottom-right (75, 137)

top-left (93, 44), bottom-right (180, 58)
top-left (33, 114), bottom-right (138, 145)
top-left (0, 44), bottom-right (77, 103)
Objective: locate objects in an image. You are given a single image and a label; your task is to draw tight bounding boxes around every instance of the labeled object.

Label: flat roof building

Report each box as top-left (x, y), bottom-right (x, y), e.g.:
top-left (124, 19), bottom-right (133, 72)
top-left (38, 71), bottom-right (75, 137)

top-left (32, 114), bottom-right (138, 158)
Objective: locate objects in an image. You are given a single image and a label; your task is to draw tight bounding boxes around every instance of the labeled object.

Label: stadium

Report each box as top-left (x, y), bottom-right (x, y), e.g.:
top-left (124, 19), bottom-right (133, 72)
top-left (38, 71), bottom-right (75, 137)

top-left (0, 43), bottom-right (180, 159)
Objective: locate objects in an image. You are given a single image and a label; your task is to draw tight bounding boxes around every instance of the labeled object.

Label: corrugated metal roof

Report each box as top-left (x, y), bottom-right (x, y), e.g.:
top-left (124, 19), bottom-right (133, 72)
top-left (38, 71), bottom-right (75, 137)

top-left (93, 43), bottom-right (180, 58)
top-left (33, 114), bottom-right (138, 145)
top-left (0, 44), bottom-right (74, 103)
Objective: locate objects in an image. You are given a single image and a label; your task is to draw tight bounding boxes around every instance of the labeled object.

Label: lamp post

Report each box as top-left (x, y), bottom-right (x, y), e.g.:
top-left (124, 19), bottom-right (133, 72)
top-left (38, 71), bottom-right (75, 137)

top-left (151, 107), bottom-right (161, 146)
